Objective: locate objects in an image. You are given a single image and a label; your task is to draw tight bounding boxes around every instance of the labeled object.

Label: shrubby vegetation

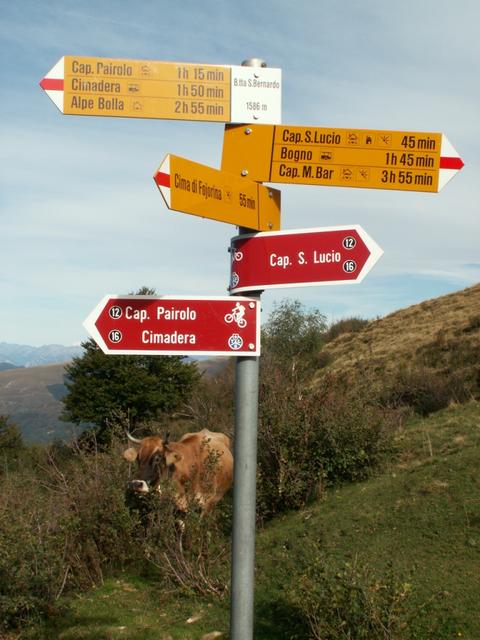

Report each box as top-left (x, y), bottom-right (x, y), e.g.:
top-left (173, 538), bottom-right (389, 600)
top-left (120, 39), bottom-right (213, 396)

top-left (0, 439), bottom-right (139, 628)
top-left (376, 364), bottom-right (472, 416)
top-left (0, 435), bottom-right (232, 632)
top-left (256, 301), bottom-right (395, 521)
top-left (261, 299), bottom-right (328, 378)
top-left (0, 414), bottom-right (24, 473)
top-left (289, 549), bottom-right (413, 640)
top-left (256, 373), bottom-right (395, 521)
top-left (324, 315), bottom-right (370, 343)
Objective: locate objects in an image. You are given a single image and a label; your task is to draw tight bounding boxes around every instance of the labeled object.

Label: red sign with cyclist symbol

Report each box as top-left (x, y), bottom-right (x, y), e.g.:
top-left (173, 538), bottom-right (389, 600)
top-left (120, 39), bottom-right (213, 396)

top-left (229, 225), bottom-right (383, 294)
top-left (84, 295), bottom-right (261, 356)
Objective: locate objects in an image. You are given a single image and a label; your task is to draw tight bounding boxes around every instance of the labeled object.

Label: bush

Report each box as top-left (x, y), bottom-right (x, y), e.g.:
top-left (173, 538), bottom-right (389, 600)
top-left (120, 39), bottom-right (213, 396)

top-left (325, 316), bottom-right (370, 342)
top-left (378, 365), bottom-right (471, 416)
top-left (256, 372), bottom-right (395, 522)
top-left (0, 430), bottom-right (235, 632)
top-left (182, 360), bottom-right (235, 435)
top-left (140, 489), bottom-right (231, 598)
top-left (261, 299), bottom-right (327, 380)
top-left (0, 415), bottom-right (24, 474)
top-left (0, 441), bottom-right (141, 632)
top-left (0, 472), bottom-right (66, 628)
top-left (289, 551), bottom-right (412, 640)
top-left (56, 443), bottom-right (141, 586)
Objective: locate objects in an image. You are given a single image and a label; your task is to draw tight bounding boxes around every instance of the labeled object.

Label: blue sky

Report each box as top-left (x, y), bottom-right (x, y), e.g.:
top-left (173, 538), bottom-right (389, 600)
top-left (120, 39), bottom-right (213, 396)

top-left (1, 0), bottom-right (479, 346)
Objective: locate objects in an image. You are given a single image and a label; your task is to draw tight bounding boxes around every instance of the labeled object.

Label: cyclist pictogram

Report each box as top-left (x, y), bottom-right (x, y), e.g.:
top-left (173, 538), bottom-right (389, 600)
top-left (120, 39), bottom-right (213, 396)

top-left (224, 301), bottom-right (247, 328)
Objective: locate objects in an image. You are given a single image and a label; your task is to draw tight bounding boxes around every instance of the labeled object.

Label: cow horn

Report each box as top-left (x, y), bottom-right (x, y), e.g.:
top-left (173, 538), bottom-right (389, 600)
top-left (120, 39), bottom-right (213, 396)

top-left (126, 431), bottom-right (142, 445)
top-left (164, 431), bottom-right (171, 445)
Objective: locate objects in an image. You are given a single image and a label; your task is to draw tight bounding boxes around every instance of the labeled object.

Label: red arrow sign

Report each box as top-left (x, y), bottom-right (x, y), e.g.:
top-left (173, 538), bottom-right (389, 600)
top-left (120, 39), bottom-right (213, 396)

top-left (84, 295), bottom-right (260, 356)
top-left (229, 226), bottom-right (383, 293)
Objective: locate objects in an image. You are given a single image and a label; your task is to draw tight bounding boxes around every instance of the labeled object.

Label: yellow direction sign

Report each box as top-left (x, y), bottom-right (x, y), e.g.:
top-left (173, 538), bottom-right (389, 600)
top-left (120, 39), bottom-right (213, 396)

top-left (40, 56), bottom-right (281, 124)
top-left (221, 124), bottom-right (464, 193)
top-left (154, 155), bottom-right (281, 231)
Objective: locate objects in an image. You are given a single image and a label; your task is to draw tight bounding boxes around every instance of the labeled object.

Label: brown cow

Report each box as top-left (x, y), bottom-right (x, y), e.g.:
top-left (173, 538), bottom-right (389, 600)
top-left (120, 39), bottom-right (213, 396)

top-left (123, 428), bottom-right (233, 512)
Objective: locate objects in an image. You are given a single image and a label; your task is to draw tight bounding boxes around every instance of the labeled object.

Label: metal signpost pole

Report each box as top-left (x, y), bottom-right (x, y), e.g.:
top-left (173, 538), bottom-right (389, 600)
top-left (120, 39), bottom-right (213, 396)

top-left (230, 327), bottom-right (260, 640)
top-left (229, 56), bottom-right (266, 640)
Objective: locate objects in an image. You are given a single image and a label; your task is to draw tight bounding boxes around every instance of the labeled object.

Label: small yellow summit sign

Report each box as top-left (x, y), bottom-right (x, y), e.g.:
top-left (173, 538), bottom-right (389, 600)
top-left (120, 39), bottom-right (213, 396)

top-left (154, 154), bottom-right (281, 231)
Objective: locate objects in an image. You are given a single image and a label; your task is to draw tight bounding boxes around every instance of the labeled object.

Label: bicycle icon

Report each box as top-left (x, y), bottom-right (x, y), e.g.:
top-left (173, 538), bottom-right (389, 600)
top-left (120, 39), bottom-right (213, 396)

top-left (224, 302), bottom-right (247, 328)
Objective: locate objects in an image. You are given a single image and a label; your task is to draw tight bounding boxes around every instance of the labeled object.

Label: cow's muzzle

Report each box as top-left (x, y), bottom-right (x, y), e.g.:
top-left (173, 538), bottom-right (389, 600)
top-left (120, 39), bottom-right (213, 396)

top-left (128, 480), bottom-right (149, 494)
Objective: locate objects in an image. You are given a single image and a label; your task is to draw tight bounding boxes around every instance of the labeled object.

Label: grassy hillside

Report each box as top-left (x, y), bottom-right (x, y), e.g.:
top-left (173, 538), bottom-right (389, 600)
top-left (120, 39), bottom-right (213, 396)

top-left (314, 282), bottom-right (480, 395)
top-left (0, 362), bottom-right (79, 443)
top-left (25, 400), bottom-right (480, 640)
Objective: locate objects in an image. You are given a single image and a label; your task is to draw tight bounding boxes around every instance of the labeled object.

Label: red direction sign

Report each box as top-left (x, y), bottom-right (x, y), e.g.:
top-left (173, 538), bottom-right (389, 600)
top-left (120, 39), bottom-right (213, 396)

top-left (84, 295), bottom-right (260, 356)
top-left (229, 226), bottom-right (383, 293)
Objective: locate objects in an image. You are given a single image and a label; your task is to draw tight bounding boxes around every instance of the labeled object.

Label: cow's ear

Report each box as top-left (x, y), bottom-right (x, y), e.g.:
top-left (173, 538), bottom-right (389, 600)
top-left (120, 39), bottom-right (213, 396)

top-left (123, 447), bottom-right (138, 462)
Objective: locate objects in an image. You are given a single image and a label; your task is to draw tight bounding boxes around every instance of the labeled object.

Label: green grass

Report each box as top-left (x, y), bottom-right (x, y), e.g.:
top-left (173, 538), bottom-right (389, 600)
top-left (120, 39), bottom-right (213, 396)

top-left (256, 401), bottom-right (480, 638)
top-left (27, 401), bottom-right (480, 640)
top-left (27, 574), bottom-right (229, 640)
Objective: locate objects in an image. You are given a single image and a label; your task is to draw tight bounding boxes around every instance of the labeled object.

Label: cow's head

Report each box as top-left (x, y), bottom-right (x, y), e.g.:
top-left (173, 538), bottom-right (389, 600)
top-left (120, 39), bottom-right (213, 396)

top-left (123, 432), bottom-right (181, 494)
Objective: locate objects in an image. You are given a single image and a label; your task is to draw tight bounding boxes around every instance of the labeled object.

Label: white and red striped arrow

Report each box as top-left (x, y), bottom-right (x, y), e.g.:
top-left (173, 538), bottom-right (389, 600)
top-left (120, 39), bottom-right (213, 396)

top-left (39, 58), bottom-right (65, 112)
top-left (438, 136), bottom-right (464, 191)
top-left (154, 155), bottom-right (171, 208)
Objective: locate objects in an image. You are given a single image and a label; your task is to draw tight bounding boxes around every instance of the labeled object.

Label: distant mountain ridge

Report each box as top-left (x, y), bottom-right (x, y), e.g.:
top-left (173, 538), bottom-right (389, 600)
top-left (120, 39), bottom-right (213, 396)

top-left (0, 353), bottom-right (226, 444)
top-left (0, 362), bottom-right (79, 444)
top-left (0, 362), bottom-right (21, 372)
top-left (0, 342), bottom-right (83, 368)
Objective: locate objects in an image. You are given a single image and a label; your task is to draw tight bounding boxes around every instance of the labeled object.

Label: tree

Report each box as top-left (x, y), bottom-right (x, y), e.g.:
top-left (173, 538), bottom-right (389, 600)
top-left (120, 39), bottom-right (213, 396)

top-left (61, 288), bottom-right (200, 444)
top-left (0, 415), bottom-right (24, 473)
top-left (61, 339), bottom-right (200, 443)
top-left (261, 299), bottom-right (327, 379)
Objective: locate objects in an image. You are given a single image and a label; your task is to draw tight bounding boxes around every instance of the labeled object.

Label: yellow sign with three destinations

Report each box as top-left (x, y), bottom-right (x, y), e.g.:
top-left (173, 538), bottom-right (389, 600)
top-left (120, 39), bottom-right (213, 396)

top-left (40, 56), bottom-right (282, 124)
top-left (221, 124), bottom-right (464, 193)
top-left (154, 154), bottom-right (281, 231)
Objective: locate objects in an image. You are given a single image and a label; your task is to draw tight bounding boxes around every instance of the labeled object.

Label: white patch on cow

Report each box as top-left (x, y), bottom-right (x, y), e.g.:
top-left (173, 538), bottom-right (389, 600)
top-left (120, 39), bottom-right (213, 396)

top-left (132, 480), bottom-right (149, 493)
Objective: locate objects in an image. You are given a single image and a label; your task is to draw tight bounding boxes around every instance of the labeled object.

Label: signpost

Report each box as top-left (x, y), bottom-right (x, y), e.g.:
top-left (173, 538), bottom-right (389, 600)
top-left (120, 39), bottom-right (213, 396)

top-left (40, 49), bottom-right (465, 640)
top-left (83, 295), bottom-right (260, 356)
top-left (229, 225), bottom-right (383, 293)
top-left (40, 56), bottom-right (281, 124)
top-left (154, 154), bottom-right (281, 230)
top-left (221, 123), bottom-right (464, 192)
